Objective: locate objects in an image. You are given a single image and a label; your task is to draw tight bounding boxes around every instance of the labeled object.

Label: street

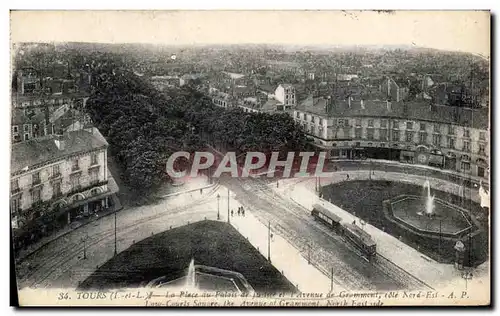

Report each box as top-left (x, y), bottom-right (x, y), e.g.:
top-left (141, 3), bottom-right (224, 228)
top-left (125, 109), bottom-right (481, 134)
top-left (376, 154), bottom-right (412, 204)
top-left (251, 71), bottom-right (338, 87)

top-left (224, 177), bottom-right (430, 291)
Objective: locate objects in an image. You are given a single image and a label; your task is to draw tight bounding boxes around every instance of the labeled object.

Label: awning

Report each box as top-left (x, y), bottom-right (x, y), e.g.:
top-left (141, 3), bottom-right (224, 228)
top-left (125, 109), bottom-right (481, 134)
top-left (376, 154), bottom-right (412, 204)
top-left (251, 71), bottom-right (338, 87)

top-left (401, 150), bottom-right (415, 157)
top-left (446, 152), bottom-right (457, 158)
top-left (476, 158), bottom-right (488, 167)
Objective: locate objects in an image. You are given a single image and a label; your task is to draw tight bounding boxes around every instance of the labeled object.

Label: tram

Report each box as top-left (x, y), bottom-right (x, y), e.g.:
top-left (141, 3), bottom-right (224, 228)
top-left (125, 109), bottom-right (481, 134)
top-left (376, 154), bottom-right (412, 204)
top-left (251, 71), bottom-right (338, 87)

top-left (311, 204), bottom-right (377, 261)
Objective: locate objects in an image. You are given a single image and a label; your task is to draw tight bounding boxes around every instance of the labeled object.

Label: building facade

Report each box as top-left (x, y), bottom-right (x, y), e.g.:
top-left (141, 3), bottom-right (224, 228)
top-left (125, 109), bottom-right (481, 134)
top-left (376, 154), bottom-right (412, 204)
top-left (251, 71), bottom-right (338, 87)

top-left (10, 128), bottom-right (117, 249)
top-left (275, 84), bottom-right (296, 110)
top-left (293, 97), bottom-right (489, 179)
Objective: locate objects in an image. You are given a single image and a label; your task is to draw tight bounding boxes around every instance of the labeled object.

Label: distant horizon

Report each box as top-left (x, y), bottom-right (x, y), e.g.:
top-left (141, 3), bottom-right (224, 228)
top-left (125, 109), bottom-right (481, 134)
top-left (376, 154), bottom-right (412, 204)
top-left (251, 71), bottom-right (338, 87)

top-left (10, 11), bottom-right (490, 58)
top-left (12, 41), bottom-right (489, 60)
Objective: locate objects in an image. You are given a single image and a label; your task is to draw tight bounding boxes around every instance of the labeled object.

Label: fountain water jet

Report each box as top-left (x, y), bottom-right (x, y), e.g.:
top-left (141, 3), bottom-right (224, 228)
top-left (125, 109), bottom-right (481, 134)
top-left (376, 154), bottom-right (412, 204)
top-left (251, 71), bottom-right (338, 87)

top-left (185, 259), bottom-right (196, 289)
top-left (418, 180), bottom-right (435, 217)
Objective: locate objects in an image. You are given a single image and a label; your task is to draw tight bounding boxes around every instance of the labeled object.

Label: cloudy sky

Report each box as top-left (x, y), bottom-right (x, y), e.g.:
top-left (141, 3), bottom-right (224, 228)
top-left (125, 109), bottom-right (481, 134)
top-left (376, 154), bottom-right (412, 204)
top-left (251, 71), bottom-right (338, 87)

top-left (10, 10), bottom-right (490, 56)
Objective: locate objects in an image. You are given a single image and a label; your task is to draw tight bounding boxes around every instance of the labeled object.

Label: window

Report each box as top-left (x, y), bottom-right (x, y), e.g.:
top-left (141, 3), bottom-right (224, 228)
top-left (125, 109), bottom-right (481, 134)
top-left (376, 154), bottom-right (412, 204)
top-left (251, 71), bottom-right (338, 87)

top-left (419, 132), bottom-right (427, 144)
top-left (433, 134), bottom-right (442, 147)
top-left (368, 119), bottom-right (374, 127)
top-left (406, 131), bottom-right (414, 142)
top-left (72, 158), bottom-right (79, 171)
top-left (479, 132), bottom-right (486, 140)
top-left (463, 141), bottom-right (471, 152)
top-left (367, 128), bottom-right (374, 140)
top-left (319, 118), bottom-right (323, 126)
top-left (464, 129), bottom-right (470, 138)
top-left (393, 120), bottom-right (399, 129)
top-left (337, 119), bottom-right (344, 127)
top-left (420, 123), bottom-right (426, 131)
top-left (11, 179), bottom-right (19, 192)
top-left (52, 181), bottom-right (61, 198)
top-left (447, 137), bottom-right (455, 149)
top-left (380, 143), bottom-right (386, 147)
top-left (461, 162), bottom-right (471, 171)
top-left (392, 130), bottom-right (400, 141)
top-left (355, 127), bottom-right (362, 139)
top-left (32, 172), bottom-right (41, 185)
top-left (296, 112), bottom-right (300, 118)
top-left (31, 188), bottom-right (41, 203)
top-left (381, 120), bottom-right (388, 128)
top-left (434, 124), bottom-right (440, 133)
top-left (355, 118), bottom-right (362, 126)
top-left (406, 122), bottom-right (413, 130)
top-left (52, 164), bottom-right (60, 177)
top-left (91, 153), bottom-right (98, 166)
top-left (448, 125), bottom-right (455, 135)
top-left (90, 169), bottom-right (99, 184)
top-left (23, 124), bottom-right (31, 133)
top-left (70, 174), bottom-right (81, 189)
top-left (379, 129), bottom-right (388, 141)
top-left (12, 125), bottom-right (19, 134)
top-left (11, 196), bottom-right (21, 213)
top-left (479, 144), bottom-right (486, 155)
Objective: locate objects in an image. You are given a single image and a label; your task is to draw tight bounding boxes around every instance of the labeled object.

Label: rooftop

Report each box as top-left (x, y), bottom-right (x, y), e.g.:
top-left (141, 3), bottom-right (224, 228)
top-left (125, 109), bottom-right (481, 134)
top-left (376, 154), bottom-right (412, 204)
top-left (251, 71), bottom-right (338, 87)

top-left (296, 96), bottom-right (489, 129)
top-left (223, 72), bottom-right (246, 80)
top-left (11, 128), bottom-right (108, 175)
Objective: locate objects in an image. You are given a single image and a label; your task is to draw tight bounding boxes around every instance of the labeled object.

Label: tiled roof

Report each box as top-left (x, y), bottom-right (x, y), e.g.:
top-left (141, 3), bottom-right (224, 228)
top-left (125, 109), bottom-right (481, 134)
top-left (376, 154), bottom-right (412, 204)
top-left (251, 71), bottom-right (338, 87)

top-left (296, 96), bottom-right (489, 130)
top-left (11, 128), bottom-right (108, 174)
top-left (258, 84), bottom-right (276, 93)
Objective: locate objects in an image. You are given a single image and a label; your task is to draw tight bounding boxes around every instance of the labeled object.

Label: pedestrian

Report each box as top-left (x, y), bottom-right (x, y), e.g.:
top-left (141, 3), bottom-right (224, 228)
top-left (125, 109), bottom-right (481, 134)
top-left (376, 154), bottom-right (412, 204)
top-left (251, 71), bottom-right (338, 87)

top-left (231, 209), bottom-right (234, 217)
top-left (242, 208), bottom-right (245, 217)
top-left (346, 174), bottom-right (350, 180)
top-left (352, 220), bottom-right (356, 225)
top-left (270, 233), bottom-right (274, 241)
top-left (237, 208), bottom-right (241, 216)
top-left (200, 188), bottom-right (203, 194)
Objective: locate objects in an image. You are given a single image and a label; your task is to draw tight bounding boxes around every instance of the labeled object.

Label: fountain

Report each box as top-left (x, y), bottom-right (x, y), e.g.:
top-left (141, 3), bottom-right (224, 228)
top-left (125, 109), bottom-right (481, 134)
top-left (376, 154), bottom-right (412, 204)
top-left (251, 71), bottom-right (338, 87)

top-left (185, 259), bottom-right (196, 289)
top-left (418, 180), bottom-right (435, 217)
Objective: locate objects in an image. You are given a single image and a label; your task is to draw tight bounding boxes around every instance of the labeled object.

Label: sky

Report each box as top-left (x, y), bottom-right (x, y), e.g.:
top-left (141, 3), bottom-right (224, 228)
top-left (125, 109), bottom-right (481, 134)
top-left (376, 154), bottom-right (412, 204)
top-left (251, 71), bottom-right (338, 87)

top-left (10, 10), bottom-right (491, 57)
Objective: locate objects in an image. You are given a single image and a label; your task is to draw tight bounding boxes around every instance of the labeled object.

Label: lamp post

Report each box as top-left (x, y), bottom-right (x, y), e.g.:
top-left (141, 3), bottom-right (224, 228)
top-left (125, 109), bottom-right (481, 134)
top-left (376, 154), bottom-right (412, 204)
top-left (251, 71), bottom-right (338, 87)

top-left (114, 210), bottom-right (117, 256)
top-left (227, 188), bottom-right (230, 224)
top-left (268, 221), bottom-right (271, 262)
top-left (217, 193), bottom-right (220, 220)
top-left (81, 233), bottom-right (89, 260)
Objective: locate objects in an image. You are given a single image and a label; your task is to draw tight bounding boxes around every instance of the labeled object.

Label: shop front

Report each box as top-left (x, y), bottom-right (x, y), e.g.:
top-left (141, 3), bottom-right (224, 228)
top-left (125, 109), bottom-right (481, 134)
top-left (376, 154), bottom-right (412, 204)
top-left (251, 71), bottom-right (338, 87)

top-left (400, 150), bottom-right (415, 163)
top-left (444, 152), bottom-right (457, 170)
top-left (428, 150), bottom-right (445, 168)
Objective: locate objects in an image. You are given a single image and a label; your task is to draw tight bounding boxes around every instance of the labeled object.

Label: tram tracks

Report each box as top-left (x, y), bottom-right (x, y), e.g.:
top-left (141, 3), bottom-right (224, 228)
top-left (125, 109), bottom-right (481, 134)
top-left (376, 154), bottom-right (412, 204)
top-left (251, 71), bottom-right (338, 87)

top-left (19, 183), bottom-right (221, 289)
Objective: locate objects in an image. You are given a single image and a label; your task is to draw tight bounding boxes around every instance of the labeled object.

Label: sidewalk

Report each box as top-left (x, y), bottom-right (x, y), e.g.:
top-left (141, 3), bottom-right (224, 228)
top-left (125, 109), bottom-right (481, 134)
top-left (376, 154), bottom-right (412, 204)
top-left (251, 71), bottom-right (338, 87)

top-left (15, 177), bottom-right (216, 264)
top-left (272, 174), bottom-right (489, 291)
top-left (330, 158), bottom-right (489, 186)
top-left (217, 186), bottom-right (335, 293)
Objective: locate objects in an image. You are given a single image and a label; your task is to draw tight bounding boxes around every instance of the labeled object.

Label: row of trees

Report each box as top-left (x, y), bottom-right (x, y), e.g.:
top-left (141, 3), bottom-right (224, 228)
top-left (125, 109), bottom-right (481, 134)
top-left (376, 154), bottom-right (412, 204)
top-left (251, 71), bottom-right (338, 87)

top-left (85, 55), bottom-right (307, 198)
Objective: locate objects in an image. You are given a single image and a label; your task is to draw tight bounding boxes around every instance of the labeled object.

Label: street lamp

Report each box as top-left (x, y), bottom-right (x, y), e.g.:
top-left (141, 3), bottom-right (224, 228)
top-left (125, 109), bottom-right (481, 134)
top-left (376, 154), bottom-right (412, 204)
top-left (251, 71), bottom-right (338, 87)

top-left (81, 233), bottom-right (89, 260)
top-left (114, 209), bottom-right (117, 256)
top-left (227, 188), bottom-right (230, 224)
top-left (217, 194), bottom-right (220, 220)
top-left (268, 221), bottom-right (271, 262)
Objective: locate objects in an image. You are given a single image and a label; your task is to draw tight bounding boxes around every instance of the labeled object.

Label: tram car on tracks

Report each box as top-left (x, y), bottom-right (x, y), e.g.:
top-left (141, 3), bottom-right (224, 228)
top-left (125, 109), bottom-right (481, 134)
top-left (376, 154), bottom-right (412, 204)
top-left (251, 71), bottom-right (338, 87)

top-left (311, 204), bottom-right (377, 261)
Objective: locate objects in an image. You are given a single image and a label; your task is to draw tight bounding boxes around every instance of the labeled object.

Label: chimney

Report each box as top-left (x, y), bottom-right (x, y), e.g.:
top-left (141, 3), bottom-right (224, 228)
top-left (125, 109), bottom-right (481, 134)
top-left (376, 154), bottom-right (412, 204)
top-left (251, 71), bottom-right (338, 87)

top-left (54, 137), bottom-right (65, 151)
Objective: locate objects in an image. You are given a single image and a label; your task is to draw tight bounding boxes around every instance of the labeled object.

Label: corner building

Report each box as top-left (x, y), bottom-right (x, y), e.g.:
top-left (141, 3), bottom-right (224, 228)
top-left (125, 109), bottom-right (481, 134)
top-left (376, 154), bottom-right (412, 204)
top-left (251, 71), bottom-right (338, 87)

top-left (293, 96), bottom-right (489, 179)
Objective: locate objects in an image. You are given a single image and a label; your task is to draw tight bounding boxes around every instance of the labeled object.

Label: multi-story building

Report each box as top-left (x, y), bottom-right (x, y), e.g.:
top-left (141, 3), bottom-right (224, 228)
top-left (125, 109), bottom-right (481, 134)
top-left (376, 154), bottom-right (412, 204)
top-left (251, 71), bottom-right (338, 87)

top-left (10, 127), bottom-right (118, 248)
top-left (293, 96), bottom-right (489, 179)
top-left (274, 84), bottom-right (296, 110)
top-left (12, 69), bottom-right (90, 143)
top-left (380, 77), bottom-right (410, 102)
